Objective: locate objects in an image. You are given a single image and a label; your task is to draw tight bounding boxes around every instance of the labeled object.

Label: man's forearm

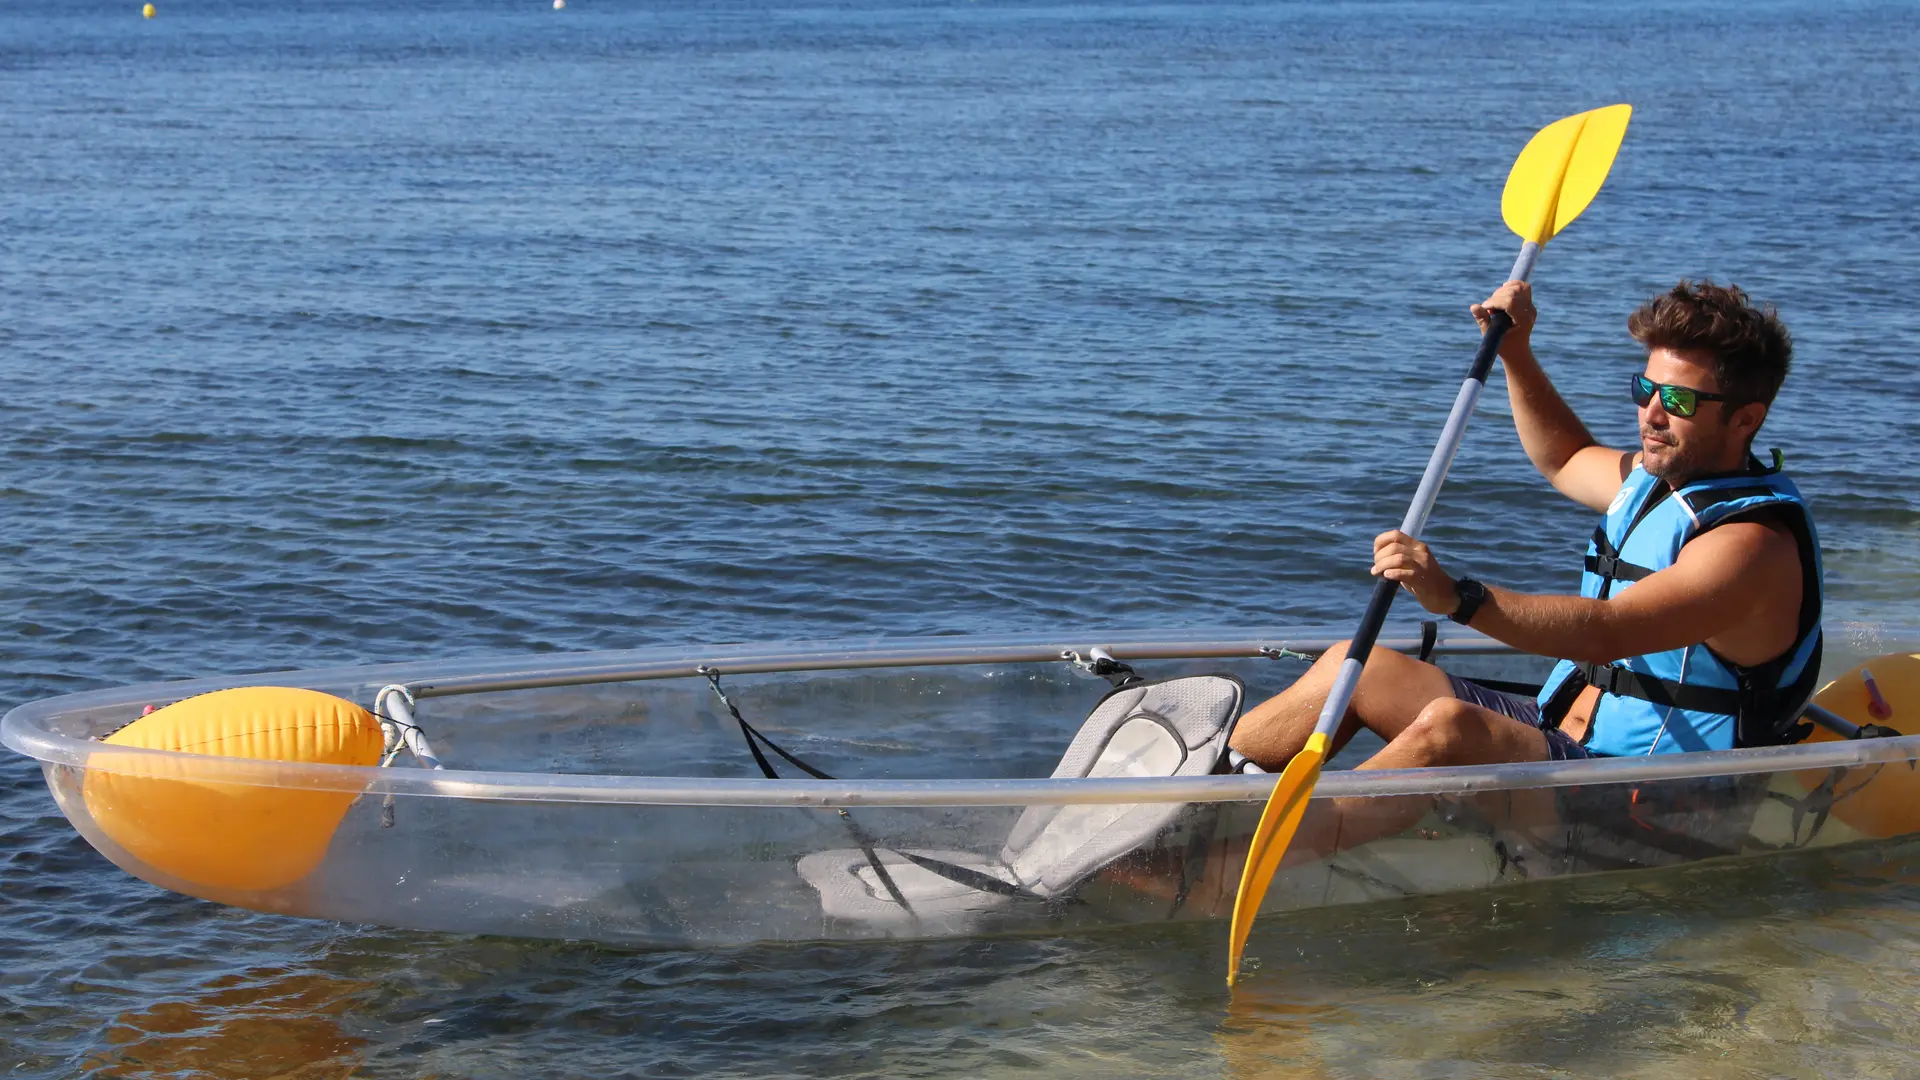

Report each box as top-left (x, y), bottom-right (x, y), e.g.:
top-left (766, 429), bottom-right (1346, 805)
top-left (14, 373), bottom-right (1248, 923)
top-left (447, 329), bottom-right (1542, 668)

top-left (1465, 584), bottom-right (1631, 665)
top-left (1501, 345), bottom-right (1599, 480)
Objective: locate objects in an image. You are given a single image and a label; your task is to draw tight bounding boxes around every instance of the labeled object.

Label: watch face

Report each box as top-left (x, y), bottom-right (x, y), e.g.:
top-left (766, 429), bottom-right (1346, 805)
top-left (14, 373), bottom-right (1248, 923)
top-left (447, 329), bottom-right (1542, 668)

top-left (1451, 578), bottom-right (1484, 623)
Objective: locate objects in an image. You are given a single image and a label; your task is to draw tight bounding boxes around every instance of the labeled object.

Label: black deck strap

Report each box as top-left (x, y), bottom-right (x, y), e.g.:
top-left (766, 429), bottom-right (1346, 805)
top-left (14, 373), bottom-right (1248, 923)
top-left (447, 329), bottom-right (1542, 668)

top-left (1581, 661), bottom-right (1743, 716)
top-left (897, 851), bottom-right (1063, 906)
top-left (1491, 838), bottom-right (1532, 878)
top-left (1167, 806), bottom-right (1221, 919)
top-left (701, 667), bottom-right (836, 781)
top-left (834, 813), bottom-right (922, 914)
top-left (699, 666), bottom-right (917, 917)
top-left (1767, 771), bottom-right (1841, 846)
top-left (1417, 620), bottom-right (1438, 665)
top-left (1765, 760), bottom-right (1888, 847)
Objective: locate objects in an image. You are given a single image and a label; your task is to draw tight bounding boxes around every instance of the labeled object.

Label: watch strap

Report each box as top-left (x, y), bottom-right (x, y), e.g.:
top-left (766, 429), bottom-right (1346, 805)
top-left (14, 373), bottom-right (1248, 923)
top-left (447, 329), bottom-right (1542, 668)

top-left (1449, 577), bottom-right (1487, 625)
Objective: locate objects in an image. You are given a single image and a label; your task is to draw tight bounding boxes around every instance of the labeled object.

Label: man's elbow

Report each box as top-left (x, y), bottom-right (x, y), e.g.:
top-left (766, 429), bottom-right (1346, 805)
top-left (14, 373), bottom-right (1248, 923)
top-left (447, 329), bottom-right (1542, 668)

top-left (1568, 605), bottom-right (1712, 667)
top-left (1566, 640), bottom-right (1631, 666)
top-left (1565, 614), bottom-right (1638, 666)
top-left (1531, 451), bottom-right (1578, 492)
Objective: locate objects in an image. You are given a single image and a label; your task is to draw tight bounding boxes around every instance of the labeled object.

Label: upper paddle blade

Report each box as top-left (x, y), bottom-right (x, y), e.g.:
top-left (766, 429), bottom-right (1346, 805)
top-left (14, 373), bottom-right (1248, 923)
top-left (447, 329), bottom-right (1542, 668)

top-left (1501, 104), bottom-right (1632, 245)
top-left (1225, 732), bottom-right (1328, 987)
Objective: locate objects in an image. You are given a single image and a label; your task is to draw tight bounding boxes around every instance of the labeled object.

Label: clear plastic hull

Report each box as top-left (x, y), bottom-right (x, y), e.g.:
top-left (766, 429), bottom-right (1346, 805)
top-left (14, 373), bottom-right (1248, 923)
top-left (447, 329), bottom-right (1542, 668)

top-left (8, 628), bottom-right (1918, 947)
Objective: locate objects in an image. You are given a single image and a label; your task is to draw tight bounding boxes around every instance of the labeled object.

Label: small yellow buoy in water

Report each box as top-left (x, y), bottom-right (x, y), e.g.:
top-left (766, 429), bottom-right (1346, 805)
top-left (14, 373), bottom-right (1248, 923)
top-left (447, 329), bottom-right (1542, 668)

top-left (142, 2), bottom-right (155, 17)
top-left (82, 686), bottom-right (385, 893)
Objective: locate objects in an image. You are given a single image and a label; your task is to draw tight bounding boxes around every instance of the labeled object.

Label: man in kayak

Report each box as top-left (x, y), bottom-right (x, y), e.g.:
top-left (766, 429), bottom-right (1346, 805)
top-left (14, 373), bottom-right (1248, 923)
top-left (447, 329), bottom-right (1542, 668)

top-left (1226, 279), bottom-right (1821, 850)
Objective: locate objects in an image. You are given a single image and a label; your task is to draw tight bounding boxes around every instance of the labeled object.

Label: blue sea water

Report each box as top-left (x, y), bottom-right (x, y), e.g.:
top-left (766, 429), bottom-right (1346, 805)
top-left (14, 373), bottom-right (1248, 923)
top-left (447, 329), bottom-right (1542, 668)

top-left (4, 0), bottom-right (1919, 1075)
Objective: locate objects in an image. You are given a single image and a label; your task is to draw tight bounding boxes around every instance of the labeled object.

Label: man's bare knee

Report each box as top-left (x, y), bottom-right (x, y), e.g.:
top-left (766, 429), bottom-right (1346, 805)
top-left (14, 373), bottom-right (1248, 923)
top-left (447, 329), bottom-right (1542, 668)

top-left (1415, 697), bottom-right (1479, 727)
top-left (1387, 697), bottom-right (1548, 769)
top-left (1394, 699), bottom-right (1483, 760)
top-left (1229, 639), bottom-right (1453, 766)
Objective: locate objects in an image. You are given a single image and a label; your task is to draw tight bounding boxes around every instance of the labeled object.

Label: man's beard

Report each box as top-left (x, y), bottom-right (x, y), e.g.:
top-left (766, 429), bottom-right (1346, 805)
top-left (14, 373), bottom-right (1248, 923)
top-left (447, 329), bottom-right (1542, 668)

top-left (1641, 426), bottom-right (1712, 483)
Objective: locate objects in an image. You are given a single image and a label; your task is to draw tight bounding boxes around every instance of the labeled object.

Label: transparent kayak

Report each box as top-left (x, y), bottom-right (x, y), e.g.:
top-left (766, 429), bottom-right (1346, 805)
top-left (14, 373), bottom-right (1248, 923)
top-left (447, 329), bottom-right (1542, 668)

top-left (6, 625), bottom-right (1919, 948)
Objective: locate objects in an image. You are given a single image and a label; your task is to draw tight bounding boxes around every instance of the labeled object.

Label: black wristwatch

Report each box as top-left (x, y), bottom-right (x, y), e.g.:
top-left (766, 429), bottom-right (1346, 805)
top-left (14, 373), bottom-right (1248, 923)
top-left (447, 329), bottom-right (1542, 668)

top-left (1449, 577), bottom-right (1488, 626)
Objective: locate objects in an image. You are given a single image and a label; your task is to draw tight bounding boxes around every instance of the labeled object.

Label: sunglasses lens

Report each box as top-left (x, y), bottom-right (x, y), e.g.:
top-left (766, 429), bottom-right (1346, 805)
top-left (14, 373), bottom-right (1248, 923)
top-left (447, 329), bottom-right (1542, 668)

top-left (1632, 375), bottom-right (1699, 417)
top-left (1660, 386), bottom-right (1698, 417)
top-left (1631, 374), bottom-right (1654, 407)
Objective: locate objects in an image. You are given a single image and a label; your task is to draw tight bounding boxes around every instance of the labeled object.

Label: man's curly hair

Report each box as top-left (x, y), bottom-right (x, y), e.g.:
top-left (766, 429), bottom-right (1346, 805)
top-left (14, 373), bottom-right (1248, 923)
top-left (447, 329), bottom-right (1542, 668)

top-left (1628, 280), bottom-right (1792, 406)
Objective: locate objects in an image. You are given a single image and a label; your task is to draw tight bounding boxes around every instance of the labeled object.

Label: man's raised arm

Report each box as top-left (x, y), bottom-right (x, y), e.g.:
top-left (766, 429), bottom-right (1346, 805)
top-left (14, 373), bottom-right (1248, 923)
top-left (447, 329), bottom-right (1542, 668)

top-left (1473, 281), bottom-right (1633, 513)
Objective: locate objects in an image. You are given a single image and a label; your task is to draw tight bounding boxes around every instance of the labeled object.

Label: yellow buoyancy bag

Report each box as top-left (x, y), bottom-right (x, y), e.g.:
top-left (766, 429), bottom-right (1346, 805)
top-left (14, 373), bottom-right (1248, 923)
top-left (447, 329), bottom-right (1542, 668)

top-left (1800, 652), bottom-right (1920, 840)
top-left (81, 686), bottom-right (385, 892)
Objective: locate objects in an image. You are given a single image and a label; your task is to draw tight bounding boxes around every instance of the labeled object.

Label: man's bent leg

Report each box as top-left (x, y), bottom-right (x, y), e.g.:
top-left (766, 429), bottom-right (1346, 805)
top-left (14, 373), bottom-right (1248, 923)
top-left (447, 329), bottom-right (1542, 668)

top-left (1109, 697), bottom-right (1552, 917)
top-left (1110, 698), bottom-right (1550, 916)
top-left (1227, 640), bottom-right (1456, 770)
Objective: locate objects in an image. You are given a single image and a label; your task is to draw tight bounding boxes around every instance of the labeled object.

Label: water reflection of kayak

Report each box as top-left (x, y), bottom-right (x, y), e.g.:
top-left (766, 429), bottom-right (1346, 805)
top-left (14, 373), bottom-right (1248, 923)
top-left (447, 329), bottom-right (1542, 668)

top-left (5, 625), bottom-right (1918, 948)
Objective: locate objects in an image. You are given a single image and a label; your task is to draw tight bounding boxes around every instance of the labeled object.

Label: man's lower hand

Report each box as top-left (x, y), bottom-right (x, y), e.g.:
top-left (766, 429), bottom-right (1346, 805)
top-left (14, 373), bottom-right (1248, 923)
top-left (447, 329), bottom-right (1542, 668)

top-left (1372, 530), bottom-right (1460, 615)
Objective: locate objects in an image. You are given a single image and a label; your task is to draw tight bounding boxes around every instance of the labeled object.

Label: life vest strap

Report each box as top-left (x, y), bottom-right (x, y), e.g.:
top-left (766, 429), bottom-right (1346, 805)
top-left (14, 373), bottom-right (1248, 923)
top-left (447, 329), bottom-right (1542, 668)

top-left (1584, 552), bottom-right (1656, 581)
top-left (1580, 661), bottom-right (1743, 716)
top-left (1586, 521), bottom-right (1659, 595)
top-left (1682, 484), bottom-right (1784, 517)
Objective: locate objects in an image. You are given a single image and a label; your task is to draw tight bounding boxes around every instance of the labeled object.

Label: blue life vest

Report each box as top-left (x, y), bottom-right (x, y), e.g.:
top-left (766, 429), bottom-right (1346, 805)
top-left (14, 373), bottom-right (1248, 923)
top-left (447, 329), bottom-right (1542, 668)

top-left (1535, 454), bottom-right (1824, 756)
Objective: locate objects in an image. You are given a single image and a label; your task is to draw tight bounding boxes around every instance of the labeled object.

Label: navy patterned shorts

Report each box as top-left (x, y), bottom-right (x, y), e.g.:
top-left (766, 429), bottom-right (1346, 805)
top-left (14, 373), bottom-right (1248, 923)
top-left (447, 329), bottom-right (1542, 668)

top-left (1445, 674), bottom-right (1598, 761)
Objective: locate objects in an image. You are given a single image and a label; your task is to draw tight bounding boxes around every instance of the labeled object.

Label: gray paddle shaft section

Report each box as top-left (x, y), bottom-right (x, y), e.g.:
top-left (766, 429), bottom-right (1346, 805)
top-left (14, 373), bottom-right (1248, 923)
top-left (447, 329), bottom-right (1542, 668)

top-left (1310, 241), bottom-right (1541, 742)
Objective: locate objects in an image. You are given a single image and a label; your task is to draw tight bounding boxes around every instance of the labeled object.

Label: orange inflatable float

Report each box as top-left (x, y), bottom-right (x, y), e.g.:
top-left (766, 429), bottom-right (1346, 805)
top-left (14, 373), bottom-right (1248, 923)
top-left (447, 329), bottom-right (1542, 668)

top-left (1799, 651), bottom-right (1920, 839)
top-left (81, 687), bottom-right (384, 892)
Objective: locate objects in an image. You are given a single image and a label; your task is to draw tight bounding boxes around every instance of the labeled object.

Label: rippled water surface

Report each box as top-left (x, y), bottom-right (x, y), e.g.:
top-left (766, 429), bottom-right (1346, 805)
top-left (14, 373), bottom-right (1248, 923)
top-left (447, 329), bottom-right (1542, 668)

top-left (4, 0), bottom-right (1920, 1075)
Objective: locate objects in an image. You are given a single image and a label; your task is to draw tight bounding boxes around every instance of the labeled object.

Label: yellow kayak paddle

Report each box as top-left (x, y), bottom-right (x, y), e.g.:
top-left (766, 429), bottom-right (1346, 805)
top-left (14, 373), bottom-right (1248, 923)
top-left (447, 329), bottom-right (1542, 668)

top-left (1224, 104), bottom-right (1633, 988)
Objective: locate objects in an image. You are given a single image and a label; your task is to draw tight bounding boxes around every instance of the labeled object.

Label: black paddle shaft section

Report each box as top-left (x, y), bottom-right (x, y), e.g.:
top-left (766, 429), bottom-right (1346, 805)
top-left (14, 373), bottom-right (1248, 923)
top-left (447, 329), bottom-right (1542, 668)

top-left (1467, 309), bottom-right (1514, 384)
top-left (1345, 310), bottom-right (1513, 662)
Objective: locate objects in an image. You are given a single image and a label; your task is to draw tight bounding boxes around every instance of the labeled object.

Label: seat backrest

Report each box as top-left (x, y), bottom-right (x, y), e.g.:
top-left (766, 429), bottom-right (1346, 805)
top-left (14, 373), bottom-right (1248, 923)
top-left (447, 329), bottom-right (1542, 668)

top-left (1000, 675), bottom-right (1243, 896)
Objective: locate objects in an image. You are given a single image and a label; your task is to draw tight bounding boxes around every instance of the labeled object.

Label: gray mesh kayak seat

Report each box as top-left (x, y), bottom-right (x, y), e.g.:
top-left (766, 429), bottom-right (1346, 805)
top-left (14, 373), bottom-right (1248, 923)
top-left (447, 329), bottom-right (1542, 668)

top-left (796, 674), bottom-right (1244, 930)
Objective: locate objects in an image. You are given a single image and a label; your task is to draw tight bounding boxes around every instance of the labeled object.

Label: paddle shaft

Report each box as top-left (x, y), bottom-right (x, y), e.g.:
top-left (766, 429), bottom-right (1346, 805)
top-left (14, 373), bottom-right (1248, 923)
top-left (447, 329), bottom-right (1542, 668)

top-left (1308, 242), bottom-right (1542, 744)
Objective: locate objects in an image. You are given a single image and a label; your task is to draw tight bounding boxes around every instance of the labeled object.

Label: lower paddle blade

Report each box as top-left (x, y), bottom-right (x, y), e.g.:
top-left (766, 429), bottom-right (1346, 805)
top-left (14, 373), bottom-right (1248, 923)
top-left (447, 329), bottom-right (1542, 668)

top-left (1501, 104), bottom-right (1631, 245)
top-left (1225, 732), bottom-right (1329, 987)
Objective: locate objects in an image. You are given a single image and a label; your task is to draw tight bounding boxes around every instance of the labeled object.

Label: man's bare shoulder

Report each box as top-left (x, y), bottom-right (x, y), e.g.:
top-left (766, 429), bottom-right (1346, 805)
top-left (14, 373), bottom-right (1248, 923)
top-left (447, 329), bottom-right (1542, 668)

top-left (1679, 509), bottom-right (1805, 664)
top-left (1680, 509), bottom-right (1801, 569)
